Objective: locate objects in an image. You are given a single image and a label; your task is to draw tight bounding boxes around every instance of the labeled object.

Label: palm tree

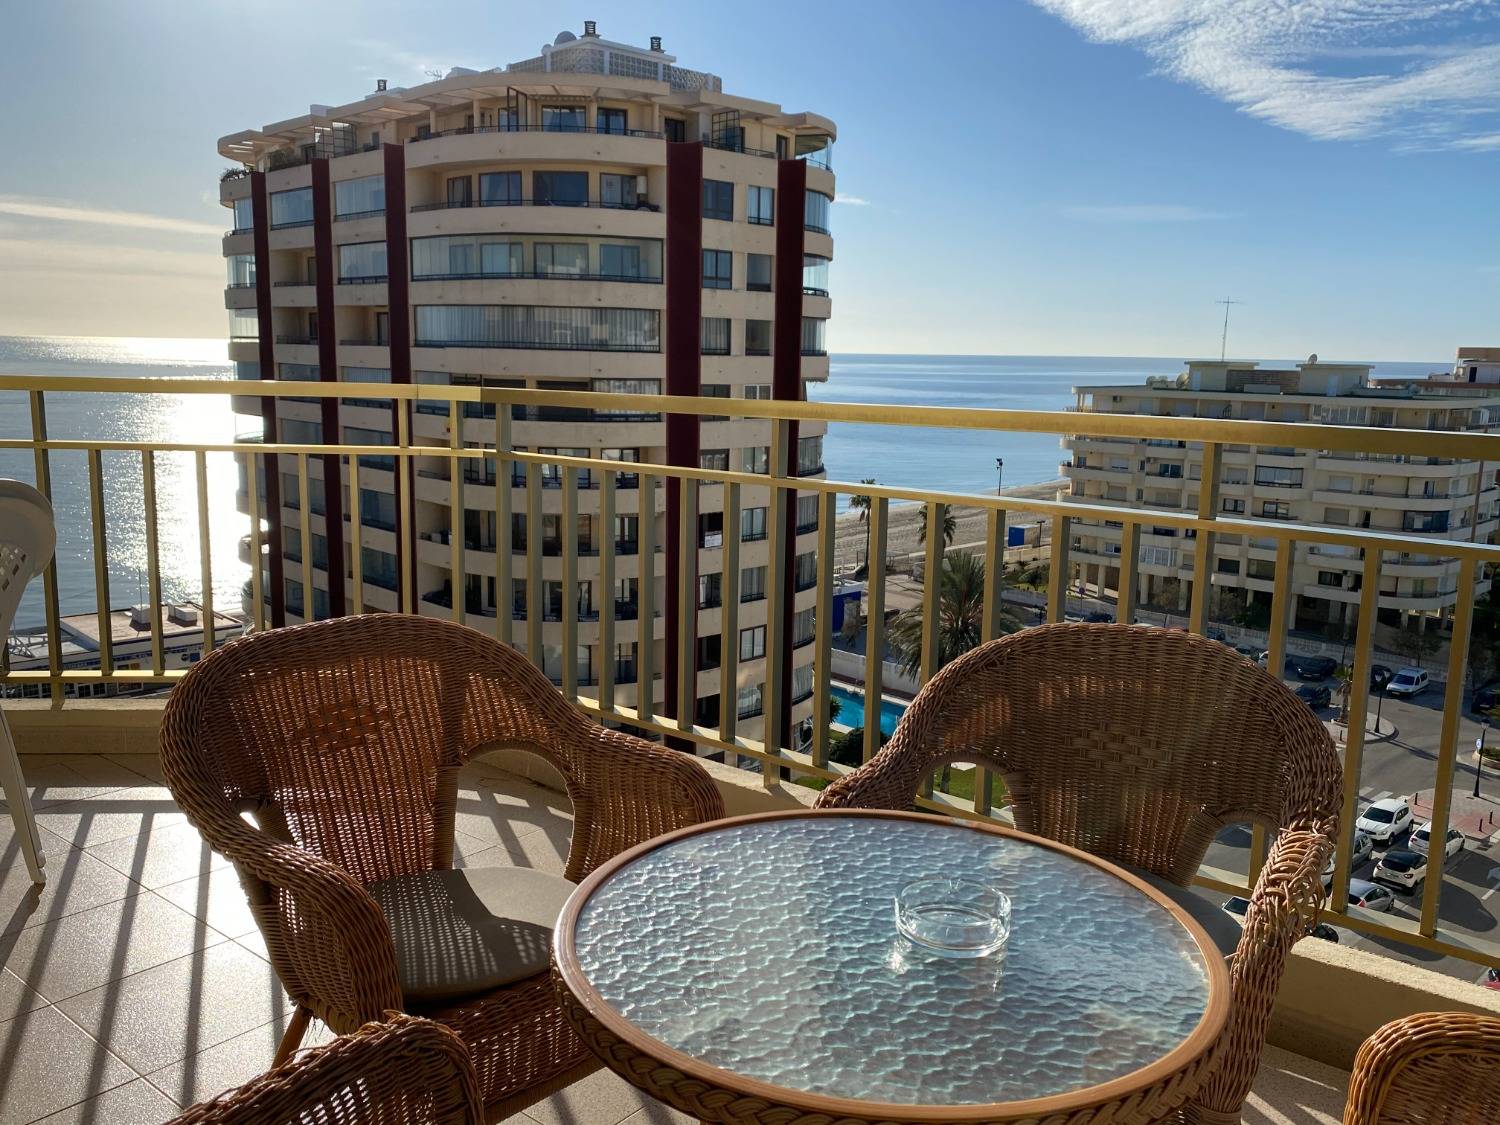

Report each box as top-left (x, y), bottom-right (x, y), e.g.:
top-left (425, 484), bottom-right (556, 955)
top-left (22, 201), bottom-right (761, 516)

top-left (849, 479), bottom-right (877, 572)
top-left (888, 552), bottom-right (1023, 680)
top-left (916, 505), bottom-right (958, 548)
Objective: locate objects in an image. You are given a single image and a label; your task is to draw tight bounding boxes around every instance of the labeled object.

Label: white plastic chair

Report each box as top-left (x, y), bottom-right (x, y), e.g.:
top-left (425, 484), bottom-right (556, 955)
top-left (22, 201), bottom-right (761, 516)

top-left (0, 480), bottom-right (56, 884)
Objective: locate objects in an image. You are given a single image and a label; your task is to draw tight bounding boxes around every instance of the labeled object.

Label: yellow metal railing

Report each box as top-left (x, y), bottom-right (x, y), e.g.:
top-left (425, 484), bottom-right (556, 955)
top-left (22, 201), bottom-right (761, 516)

top-left (4, 373), bottom-right (1500, 971)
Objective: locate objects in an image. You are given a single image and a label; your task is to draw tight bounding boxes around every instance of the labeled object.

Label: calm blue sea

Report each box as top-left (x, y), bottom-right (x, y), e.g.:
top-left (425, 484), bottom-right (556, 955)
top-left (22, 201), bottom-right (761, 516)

top-left (0, 336), bottom-right (1443, 630)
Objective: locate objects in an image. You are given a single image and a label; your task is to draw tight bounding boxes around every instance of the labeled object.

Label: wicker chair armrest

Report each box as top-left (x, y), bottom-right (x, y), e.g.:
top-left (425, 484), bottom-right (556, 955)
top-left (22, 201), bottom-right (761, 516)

top-left (168, 1013), bottom-right (483, 1124)
top-left (562, 724), bottom-right (726, 881)
top-left (1344, 1011), bottom-right (1500, 1125)
top-left (206, 814), bottom-right (404, 1024)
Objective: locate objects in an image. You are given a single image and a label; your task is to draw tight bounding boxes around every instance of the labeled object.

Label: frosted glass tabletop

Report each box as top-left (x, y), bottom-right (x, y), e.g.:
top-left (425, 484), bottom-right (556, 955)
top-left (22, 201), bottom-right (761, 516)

top-left (564, 812), bottom-right (1220, 1110)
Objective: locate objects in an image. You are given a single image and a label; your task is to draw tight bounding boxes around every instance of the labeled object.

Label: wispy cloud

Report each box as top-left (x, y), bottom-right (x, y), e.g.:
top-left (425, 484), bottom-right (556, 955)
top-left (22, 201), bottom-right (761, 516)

top-left (0, 196), bottom-right (223, 236)
top-left (1062, 204), bottom-right (1236, 223)
top-left (834, 194), bottom-right (872, 206)
top-left (1028, 1), bottom-right (1500, 148)
top-left (350, 38), bottom-right (487, 82)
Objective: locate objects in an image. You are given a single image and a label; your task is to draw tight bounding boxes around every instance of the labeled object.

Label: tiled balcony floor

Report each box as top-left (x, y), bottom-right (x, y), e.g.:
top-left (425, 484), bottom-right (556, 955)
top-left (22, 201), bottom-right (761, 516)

top-left (1, 753), bottom-right (1349, 1124)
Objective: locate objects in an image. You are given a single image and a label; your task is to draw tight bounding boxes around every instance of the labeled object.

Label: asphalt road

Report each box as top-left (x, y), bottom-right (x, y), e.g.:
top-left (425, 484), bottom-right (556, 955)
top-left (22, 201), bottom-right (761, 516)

top-left (1195, 674), bottom-right (1500, 989)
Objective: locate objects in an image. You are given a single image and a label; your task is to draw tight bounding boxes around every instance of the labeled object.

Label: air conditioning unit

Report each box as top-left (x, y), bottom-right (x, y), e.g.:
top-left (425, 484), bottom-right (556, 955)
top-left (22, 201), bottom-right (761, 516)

top-left (168, 605), bottom-right (200, 627)
top-left (129, 605), bottom-right (153, 629)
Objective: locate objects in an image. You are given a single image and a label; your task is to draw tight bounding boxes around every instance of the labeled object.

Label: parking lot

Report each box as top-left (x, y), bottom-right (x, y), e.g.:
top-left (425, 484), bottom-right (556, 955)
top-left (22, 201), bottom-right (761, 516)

top-left (1197, 669), bottom-right (1500, 988)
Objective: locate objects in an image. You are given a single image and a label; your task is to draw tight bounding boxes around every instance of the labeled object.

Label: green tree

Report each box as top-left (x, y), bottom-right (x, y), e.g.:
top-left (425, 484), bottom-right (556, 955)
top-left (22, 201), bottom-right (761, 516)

top-left (1393, 622), bottom-right (1443, 670)
top-left (830, 725), bottom-right (886, 767)
top-left (887, 553), bottom-right (1024, 680)
top-left (849, 479), bottom-right (878, 573)
top-left (916, 505), bottom-right (958, 549)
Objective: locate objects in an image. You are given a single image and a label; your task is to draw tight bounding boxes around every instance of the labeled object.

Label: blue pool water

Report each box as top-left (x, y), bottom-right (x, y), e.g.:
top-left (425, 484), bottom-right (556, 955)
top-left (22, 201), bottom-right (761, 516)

top-left (829, 683), bottom-right (908, 736)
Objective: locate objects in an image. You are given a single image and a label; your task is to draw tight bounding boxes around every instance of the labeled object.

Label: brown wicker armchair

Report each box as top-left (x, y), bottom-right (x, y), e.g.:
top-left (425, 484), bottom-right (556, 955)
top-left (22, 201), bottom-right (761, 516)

top-left (169, 1014), bottom-right (483, 1124)
top-left (816, 623), bottom-right (1342, 1125)
top-left (1344, 1011), bottom-right (1500, 1124)
top-left (161, 614), bottom-right (725, 1122)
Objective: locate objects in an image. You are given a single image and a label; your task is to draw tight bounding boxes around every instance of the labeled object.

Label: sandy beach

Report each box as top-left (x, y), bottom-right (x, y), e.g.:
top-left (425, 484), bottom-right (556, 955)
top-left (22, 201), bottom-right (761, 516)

top-left (832, 478), bottom-right (1064, 574)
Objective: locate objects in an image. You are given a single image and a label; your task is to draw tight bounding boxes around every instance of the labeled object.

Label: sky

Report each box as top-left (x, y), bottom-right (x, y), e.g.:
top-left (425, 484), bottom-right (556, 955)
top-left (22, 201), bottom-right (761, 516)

top-left (0, 0), bottom-right (1496, 361)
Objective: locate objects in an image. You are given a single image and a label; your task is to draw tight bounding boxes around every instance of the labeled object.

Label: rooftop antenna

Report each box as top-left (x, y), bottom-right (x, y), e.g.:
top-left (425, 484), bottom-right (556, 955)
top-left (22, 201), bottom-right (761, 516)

top-left (1215, 296), bottom-right (1242, 362)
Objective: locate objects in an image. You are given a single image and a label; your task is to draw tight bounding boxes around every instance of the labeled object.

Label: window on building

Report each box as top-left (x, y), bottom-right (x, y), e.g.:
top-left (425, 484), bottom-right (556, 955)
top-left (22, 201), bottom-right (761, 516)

top-left (1216, 558), bottom-right (1241, 575)
top-left (700, 448), bottom-right (729, 471)
top-left (796, 494), bottom-right (818, 531)
top-left (535, 243), bottom-right (590, 276)
top-left (797, 435), bottom-right (823, 475)
top-left (614, 517), bottom-right (639, 552)
top-left (596, 107), bottom-right (627, 134)
top-left (800, 317), bottom-right (827, 355)
top-left (269, 187), bottom-right (313, 227)
top-left (601, 448), bottom-right (640, 486)
top-left (232, 197), bottom-right (254, 232)
top-left (741, 565), bottom-right (767, 602)
top-left (699, 512), bottom-right (724, 549)
top-left (533, 170), bottom-right (589, 206)
top-left (747, 254), bottom-right (773, 292)
top-left (1254, 466), bottom-right (1304, 488)
top-left (703, 179), bottom-right (734, 221)
top-left (702, 383), bottom-right (730, 421)
top-left (228, 309), bottom-right (259, 340)
top-left (1317, 571), bottom-right (1344, 587)
top-left (743, 384), bottom-right (772, 399)
top-left (598, 242), bottom-right (653, 279)
top-left (698, 572), bottom-right (723, 609)
top-left (803, 255), bottom-right (830, 295)
top-left (479, 171), bottom-right (522, 205)
top-left (1221, 497), bottom-right (1245, 514)
top-left (745, 319), bottom-right (771, 356)
top-left (794, 555), bottom-right (817, 594)
top-left (737, 683), bottom-right (763, 719)
top-left (793, 605), bottom-right (815, 643)
top-left (337, 241), bottom-right (388, 281)
top-left (703, 249), bottom-right (732, 289)
top-left (804, 190), bottom-right (831, 234)
top-left (1261, 500), bottom-right (1291, 519)
top-left (741, 446), bottom-right (769, 474)
top-left (697, 634), bottom-right (722, 671)
top-left (446, 176), bottom-right (472, 206)
top-left (739, 626), bottom-right (766, 661)
top-left (664, 117), bottom-right (686, 142)
top-left (411, 236), bottom-right (520, 278)
top-left (334, 175), bottom-right (384, 217)
top-left (227, 254), bottom-right (256, 288)
top-left (747, 185), bottom-right (774, 226)
top-left (542, 105), bottom-right (586, 132)
top-left (701, 317), bottom-right (730, 355)
top-left (413, 306), bottom-right (659, 351)
top-left (741, 506), bottom-right (768, 541)
top-left (599, 173), bottom-right (639, 209)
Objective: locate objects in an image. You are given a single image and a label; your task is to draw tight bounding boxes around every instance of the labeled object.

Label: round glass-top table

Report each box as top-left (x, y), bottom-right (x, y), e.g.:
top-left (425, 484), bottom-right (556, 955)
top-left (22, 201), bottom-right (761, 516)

top-left (552, 810), bottom-right (1229, 1125)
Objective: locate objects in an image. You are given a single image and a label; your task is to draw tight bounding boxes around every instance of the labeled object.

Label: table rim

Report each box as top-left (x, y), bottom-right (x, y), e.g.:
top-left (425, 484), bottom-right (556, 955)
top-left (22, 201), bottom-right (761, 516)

top-left (552, 807), bottom-right (1232, 1123)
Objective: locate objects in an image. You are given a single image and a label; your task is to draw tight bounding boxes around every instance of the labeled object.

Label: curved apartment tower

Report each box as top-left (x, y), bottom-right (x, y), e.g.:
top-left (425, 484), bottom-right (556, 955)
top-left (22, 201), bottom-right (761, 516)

top-left (220, 25), bottom-right (836, 752)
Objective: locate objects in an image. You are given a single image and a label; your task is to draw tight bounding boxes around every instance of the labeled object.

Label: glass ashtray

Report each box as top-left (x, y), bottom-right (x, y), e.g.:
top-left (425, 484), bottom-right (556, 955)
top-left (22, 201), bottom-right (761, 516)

top-left (894, 876), bottom-right (1011, 958)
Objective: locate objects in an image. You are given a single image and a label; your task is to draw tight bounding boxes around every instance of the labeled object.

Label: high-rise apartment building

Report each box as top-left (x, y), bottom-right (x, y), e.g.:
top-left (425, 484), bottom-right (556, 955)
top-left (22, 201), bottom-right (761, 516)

top-left (1064, 358), bottom-right (1498, 632)
top-left (220, 25), bottom-right (836, 749)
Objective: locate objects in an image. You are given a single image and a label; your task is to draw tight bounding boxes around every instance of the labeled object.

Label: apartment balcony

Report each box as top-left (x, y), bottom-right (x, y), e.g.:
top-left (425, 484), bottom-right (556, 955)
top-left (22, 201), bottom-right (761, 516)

top-left (3, 374), bottom-right (1499, 1123)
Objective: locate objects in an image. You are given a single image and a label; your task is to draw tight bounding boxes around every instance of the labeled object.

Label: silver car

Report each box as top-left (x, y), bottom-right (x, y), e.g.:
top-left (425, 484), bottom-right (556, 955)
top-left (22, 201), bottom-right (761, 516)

top-left (1347, 879), bottom-right (1396, 913)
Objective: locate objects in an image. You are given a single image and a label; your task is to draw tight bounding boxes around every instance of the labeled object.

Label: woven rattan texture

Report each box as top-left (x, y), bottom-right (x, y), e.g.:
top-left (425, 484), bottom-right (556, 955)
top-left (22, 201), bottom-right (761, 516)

top-left (1344, 1011), bottom-right (1500, 1125)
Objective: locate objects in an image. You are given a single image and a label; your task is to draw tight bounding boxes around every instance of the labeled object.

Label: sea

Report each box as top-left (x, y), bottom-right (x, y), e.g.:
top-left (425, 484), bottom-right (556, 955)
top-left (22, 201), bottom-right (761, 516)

top-left (0, 336), bottom-right (1443, 631)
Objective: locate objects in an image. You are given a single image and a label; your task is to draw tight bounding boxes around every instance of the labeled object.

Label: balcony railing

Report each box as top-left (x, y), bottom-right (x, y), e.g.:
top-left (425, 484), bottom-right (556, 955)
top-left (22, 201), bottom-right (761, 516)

top-left (408, 123), bottom-right (664, 142)
top-left (5, 374), bottom-right (1500, 979)
top-left (411, 198), bottom-right (662, 214)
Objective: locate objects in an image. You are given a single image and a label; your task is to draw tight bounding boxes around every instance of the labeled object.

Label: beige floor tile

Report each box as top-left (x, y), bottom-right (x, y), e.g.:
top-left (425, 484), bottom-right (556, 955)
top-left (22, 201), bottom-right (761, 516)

top-left (57, 941), bottom-right (287, 1074)
top-left (11, 755), bottom-right (157, 809)
top-left (0, 1005), bottom-right (139, 1124)
top-left (35, 787), bottom-right (186, 850)
top-left (0, 965), bottom-right (48, 1025)
top-left (31, 1077), bottom-right (179, 1125)
top-left (153, 867), bottom-right (259, 939)
top-left (145, 1014), bottom-right (336, 1109)
top-left (104, 755), bottom-right (168, 785)
top-left (0, 834), bottom-right (143, 937)
top-left (617, 1103), bottom-right (696, 1125)
top-left (454, 778), bottom-right (574, 843)
top-left (1243, 1046), bottom-right (1349, 1125)
top-left (1, 891), bottom-right (227, 1003)
top-left (85, 820), bottom-right (229, 889)
top-left (454, 823), bottom-right (570, 876)
top-left (522, 1067), bottom-right (677, 1125)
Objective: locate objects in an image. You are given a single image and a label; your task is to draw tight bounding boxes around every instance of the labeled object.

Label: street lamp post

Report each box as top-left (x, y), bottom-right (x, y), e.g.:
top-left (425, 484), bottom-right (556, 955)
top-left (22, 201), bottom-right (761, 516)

top-left (1476, 718), bottom-right (1490, 799)
top-left (996, 457), bottom-right (1004, 496)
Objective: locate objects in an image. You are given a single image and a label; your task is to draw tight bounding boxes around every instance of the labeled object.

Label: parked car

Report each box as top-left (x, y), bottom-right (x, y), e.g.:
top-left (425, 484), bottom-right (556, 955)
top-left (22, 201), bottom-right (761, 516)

top-left (1321, 852), bottom-right (1336, 889)
top-left (1347, 879), bottom-right (1396, 913)
top-left (1386, 667), bottom-right (1429, 697)
top-left (1235, 643), bottom-right (1260, 660)
top-left (1473, 680), bottom-right (1500, 715)
top-left (1256, 650), bottom-right (1272, 669)
top-left (1291, 655), bottom-right (1338, 681)
top-left (1296, 683), bottom-right (1332, 709)
top-left (1372, 849), bottom-right (1427, 890)
top-left (1083, 611), bottom-right (1112, 623)
top-left (1409, 821), bottom-right (1466, 860)
top-left (1484, 967), bottom-right (1500, 992)
top-left (1350, 830), bottom-right (1374, 868)
top-left (1311, 923), bottom-right (1339, 943)
top-left (1369, 664), bottom-right (1395, 692)
top-left (1206, 626), bottom-right (1228, 643)
top-left (1356, 797), bottom-right (1414, 845)
top-left (1222, 896), bottom-right (1250, 919)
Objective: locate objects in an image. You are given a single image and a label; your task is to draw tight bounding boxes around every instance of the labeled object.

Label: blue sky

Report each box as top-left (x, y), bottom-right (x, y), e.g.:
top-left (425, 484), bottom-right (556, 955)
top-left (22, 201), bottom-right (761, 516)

top-left (0, 0), bottom-right (1495, 360)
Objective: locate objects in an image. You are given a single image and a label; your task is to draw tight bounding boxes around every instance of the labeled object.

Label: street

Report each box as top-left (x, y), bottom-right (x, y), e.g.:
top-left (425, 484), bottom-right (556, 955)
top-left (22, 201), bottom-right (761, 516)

top-left (1196, 676), bottom-right (1500, 987)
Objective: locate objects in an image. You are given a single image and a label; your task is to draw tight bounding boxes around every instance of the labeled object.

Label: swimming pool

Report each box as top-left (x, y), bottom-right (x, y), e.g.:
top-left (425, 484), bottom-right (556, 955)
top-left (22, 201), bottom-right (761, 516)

top-left (829, 683), bottom-right (908, 736)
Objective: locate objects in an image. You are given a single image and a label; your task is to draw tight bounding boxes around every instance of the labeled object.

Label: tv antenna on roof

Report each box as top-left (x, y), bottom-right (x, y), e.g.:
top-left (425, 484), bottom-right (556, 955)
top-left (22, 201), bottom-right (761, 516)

top-left (1215, 296), bottom-right (1242, 362)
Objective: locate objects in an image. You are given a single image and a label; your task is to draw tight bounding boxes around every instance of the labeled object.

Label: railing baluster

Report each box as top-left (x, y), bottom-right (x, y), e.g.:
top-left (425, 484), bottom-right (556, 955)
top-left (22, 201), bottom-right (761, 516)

top-left (86, 449), bottom-right (113, 677)
top-left (1419, 556), bottom-right (1477, 937)
top-left (1330, 547), bottom-right (1382, 911)
top-left (195, 451), bottom-right (215, 651)
top-left (349, 455), bottom-right (364, 614)
top-left (1251, 534), bottom-right (1298, 884)
top-left (599, 472), bottom-right (616, 711)
top-left (449, 411), bottom-right (464, 625)
top-left (920, 503), bottom-right (943, 682)
top-left (763, 422), bottom-right (790, 784)
top-left (494, 413), bottom-right (513, 646)
top-left (525, 461), bottom-right (543, 672)
top-left (1046, 515), bottom-right (1071, 623)
top-left (719, 482), bottom-right (741, 748)
top-left (982, 507), bottom-right (1006, 640)
top-left (142, 449), bottom-right (164, 675)
top-left (297, 452), bottom-right (313, 621)
top-left (811, 491), bottom-right (836, 771)
top-left (676, 476), bottom-right (697, 736)
top-left (863, 495), bottom-right (888, 762)
top-left (1188, 442), bottom-right (1222, 634)
top-left (27, 391), bottom-right (61, 690)
top-left (247, 450), bottom-right (266, 631)
top-left (397, 403), bottom-right (414, 614)
top-left (1115, 521), bottom-right (1140, 625)
top-left (561, 466), bottom-right (580, 700)
top-left (637, 473), bottom-right (657, 724)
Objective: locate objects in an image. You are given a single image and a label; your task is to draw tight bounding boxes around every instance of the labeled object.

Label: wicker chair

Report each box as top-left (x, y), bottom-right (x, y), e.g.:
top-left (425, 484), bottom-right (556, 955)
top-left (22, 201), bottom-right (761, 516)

top-left (816, 623), bottom-right (1342, 1125)
top-left (1343, 1011), bottom-right (1500, 1124)
top-left (169, 1014), bottom-right (484, 1124)
top-left (161, 614), bottom-right (725, 1122)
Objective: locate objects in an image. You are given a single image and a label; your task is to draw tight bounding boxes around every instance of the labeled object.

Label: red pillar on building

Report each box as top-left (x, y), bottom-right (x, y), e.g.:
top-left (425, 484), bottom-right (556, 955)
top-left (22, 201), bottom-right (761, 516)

top-left (311, 158), bottom-right (346, 616)
top-left (250, 171), bottom-right (285, 627)
top-left (382, 142), bottom-right (413, 611)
